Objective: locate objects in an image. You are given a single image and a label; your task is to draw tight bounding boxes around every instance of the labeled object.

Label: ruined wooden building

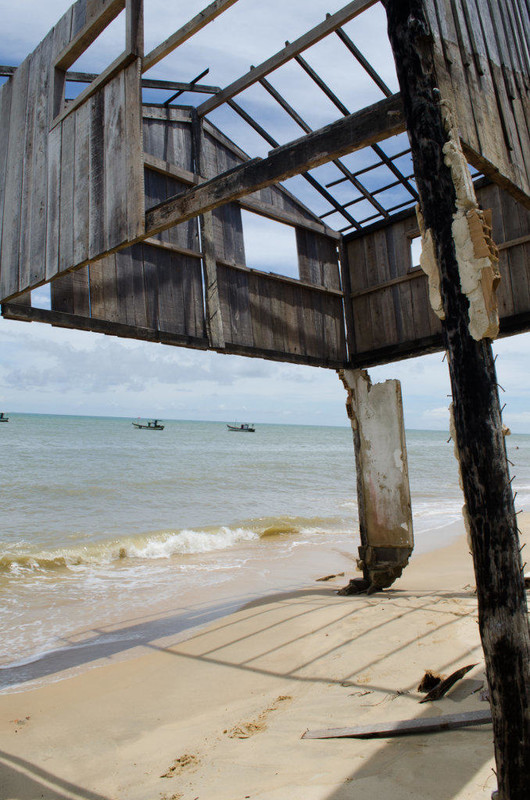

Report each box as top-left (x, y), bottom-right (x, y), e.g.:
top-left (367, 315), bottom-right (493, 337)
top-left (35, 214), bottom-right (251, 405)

top-left (1, 1), bottom-right (530, 794)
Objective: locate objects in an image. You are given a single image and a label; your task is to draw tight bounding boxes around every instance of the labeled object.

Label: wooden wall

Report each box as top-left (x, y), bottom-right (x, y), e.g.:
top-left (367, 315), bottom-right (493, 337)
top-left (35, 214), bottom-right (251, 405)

top-left (426, 0), bottom-right (530, 205)
top-left (345, 181), bottom-right (530, 366)
top-left (5, 106), bottom-right (346, 368)
top-left (0, 0), bottom-right (143, 303)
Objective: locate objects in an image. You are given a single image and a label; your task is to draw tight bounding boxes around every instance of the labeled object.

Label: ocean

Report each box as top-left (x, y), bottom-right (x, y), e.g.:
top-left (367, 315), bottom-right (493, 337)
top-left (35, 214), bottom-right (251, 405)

top-left (2, 414), bottom-right (530, 691)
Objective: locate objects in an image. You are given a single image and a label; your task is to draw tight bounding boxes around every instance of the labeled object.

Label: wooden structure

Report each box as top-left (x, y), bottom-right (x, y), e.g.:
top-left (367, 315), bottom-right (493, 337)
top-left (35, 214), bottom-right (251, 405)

top-left (1, 1), bottom-right (530, 795)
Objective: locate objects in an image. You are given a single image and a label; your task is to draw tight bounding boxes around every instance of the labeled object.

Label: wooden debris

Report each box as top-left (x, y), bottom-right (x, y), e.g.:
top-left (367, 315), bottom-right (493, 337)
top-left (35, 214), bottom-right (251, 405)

top-left (419, 664), bottom-right (477, 703)
top-left (316, 572), bottom-right (345, 581)
top-left (417, 670), bottom-right (444, 694)
top-left (302, 709), bottom-right (492, 739)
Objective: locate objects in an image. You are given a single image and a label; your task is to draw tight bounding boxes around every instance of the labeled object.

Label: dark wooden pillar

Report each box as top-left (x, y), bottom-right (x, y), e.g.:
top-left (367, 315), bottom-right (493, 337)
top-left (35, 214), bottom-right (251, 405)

top-left (382, 2), bottom-right (530, 797)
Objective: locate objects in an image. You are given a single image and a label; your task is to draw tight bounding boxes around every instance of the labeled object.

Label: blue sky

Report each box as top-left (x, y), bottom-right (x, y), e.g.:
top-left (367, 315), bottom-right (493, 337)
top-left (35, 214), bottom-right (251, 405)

top-left (1, 0), bottom-right (530, 431)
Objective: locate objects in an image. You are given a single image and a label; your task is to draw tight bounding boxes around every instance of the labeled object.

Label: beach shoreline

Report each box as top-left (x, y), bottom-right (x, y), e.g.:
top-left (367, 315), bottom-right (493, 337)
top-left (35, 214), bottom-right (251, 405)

top-left (2, 516), bottom-right (526, 800)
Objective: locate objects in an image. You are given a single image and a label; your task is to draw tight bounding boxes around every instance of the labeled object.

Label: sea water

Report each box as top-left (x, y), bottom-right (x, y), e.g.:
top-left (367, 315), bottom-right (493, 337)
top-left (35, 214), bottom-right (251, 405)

top-left (2, 414), bottom-right (530, 689)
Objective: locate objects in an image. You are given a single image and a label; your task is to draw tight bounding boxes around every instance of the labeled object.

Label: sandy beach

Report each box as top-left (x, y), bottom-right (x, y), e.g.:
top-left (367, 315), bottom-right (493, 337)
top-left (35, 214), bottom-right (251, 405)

top-left (1, 516), bottom-right (528, 800)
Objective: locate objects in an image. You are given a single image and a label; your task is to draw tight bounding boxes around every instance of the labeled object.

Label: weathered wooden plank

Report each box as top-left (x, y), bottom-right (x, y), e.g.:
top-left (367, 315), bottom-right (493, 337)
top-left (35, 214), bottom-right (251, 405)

top-left (88, 88), bottom-right (106, 260)
top-left (141, 243), bottom-right (159, 330)
top-left (104, 68), bottom-right (127, 252)
top-left (126, 0), bottom-right (144, 57)
top-left (59, 111), bottom-right (76, 273)
top-left (19, 49), bottom-right (40, 291)
top-left (1, 301), bottom-right (209, 349)
top-left (55, 0), bottom-right (125, 69)
top-left (124, 57), bottom-right (145, 242)
top-left (146, 94), bottom-right (406, 236)
top-left (143, 0), bottom-right (239, 72)
top-left (196, 0), bottom-right (377, 116)
top-left (51, 271), bottom-right (75, 314)
top-left (45, 124), bottom-right (63, 283)
top-left (0, 56), bottom-right (31, 299)
top-left (27, 33), bottom-right (54, 289)
top-left (296, 229), bottom-right (340, 289)
top-left (52, 51), bottom-right (135, 129)
top-left (0, 80), bottom-right (13, 292)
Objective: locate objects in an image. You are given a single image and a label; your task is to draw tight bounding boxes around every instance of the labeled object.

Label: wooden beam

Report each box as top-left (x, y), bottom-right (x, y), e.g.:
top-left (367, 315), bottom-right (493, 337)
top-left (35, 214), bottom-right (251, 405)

top-left (383, 3), bottom-right (530, 798)
top-left (1, 303), bottom-right (209, 349)
top-left (51, 50), bottom-right (136, 129)
top-left (143, 0), bottom-right (240, 73)
top-left (196, 0), bottom-right (377, 116)
top-left (144, 154), bottom-right (199, 185)
top-left (146, 94), bottom-right (405, 237)
top-left (55, 0), bottom-right (125, 70)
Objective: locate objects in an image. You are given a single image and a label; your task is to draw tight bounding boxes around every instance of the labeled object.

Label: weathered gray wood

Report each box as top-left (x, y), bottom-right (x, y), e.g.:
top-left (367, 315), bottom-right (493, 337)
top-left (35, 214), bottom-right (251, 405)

top-left (60, 111), bottom-right (76, 273)
top-left (196, 0), bottom-right (377, 117)
top-left (126, 0), bottom-right (144, 57)
top-left (143, 0), bottom-right (239, 72)
top-left (296, 229), bottom-right (340, 290)
top-left (0, 80), bottom-right (13, 288)
top-left (302, 710), bottom-right (493, 740)
top-left (146, 94), bottom-right (406, 237)
top-left (104, 68), bottom-right (128, 251)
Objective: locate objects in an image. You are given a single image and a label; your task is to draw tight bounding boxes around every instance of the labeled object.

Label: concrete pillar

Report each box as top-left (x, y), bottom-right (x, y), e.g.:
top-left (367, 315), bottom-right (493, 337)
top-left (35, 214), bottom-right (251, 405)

top-left (340, 368), bottom-right (414, 593)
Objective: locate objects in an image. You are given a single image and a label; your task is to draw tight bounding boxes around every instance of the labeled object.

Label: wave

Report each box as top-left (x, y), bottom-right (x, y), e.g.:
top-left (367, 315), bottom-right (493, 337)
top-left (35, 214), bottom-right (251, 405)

top-left (0, 515), bottom-right (349, 576)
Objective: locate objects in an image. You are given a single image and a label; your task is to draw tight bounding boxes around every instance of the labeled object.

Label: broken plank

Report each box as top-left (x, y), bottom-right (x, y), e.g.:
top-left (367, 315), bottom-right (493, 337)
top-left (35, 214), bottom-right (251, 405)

top-left (302, 709), bottom-right (493, 739)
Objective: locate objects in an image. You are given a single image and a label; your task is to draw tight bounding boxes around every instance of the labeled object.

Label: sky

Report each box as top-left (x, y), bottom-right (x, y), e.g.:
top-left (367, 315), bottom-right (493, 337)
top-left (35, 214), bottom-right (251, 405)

top-left (1, 0), bottom-right (530, 431)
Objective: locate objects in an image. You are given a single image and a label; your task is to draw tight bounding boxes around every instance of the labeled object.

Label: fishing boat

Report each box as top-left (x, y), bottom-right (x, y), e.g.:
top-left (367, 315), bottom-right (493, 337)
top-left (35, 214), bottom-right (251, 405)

top-left (227, 422), bottom-right (255, 432)
top-left (0, 412), bottom-right (8, 422)
top-left (132, 418), bottom-right (164, 430)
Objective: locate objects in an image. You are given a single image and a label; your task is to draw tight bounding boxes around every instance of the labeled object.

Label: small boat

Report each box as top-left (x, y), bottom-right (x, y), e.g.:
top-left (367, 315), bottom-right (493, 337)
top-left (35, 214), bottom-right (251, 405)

top-left (227, 422), bottom-right (255, 432)
top-left (132, 418), bottom-right (164, 430)
top-left (0, 412), bottom-right (8, 422)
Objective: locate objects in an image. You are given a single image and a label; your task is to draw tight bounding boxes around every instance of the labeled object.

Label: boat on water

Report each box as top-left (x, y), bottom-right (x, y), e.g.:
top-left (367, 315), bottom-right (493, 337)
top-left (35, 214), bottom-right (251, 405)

top-left (132, 419), bottom-right (164, 430)
top-left (0, 412), bottom-right (8, 422)
top-left (227, 422), bottom-right (255, 432)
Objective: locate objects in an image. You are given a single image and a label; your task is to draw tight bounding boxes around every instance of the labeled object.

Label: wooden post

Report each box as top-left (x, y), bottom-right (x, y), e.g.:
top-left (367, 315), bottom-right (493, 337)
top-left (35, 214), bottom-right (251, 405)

top-left (382, 2), bottom-right (530, 797)
top-left (191, 110), bottom-right (225, 349)
top-left (340, 369), bottom-right (414, 593)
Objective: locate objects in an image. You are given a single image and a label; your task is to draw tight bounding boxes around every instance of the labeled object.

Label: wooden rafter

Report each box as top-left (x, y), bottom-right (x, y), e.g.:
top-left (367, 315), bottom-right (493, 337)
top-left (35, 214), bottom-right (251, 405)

top-left (142, 0), bottom-right (240, 73)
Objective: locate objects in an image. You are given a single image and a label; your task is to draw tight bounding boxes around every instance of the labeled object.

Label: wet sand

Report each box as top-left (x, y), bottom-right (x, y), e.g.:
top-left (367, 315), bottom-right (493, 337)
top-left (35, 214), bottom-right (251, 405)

top-left (1, 516), bottom-right (528, 800)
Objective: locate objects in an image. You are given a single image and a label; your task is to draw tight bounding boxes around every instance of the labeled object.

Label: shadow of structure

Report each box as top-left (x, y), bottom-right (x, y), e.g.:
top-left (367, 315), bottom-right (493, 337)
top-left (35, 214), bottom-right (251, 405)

top-left (0, 590), bottom-right (258, 690)
top-left (0, 751), bottom-right (111, 800)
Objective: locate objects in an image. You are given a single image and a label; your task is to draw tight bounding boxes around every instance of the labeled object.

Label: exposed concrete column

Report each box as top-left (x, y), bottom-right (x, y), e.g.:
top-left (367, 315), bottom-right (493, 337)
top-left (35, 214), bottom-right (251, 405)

top-left (339, 368), bottom-right (414, 593)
